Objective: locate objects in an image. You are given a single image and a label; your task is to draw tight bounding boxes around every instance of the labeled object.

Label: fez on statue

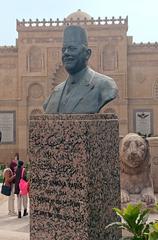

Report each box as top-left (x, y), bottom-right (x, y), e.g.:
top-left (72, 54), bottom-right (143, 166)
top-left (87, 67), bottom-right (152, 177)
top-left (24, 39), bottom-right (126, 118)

top-left (43, 25), bottom-right (118, 114)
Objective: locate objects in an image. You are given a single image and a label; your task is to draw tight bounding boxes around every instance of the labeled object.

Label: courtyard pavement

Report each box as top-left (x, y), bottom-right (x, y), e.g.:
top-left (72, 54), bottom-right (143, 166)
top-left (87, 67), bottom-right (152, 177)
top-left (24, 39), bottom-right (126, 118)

top-left (0, 184), bottom-right (30, 240)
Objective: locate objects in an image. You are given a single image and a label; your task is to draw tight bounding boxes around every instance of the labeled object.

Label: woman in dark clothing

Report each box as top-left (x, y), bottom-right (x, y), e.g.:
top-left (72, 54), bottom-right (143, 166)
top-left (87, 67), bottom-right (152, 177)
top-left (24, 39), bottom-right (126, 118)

top-left (3, 166), bottom-right (16, 215)
top-left (8, 158), bottom-right (17, 216)
top-left (15, 160), bottom-right (28, 218)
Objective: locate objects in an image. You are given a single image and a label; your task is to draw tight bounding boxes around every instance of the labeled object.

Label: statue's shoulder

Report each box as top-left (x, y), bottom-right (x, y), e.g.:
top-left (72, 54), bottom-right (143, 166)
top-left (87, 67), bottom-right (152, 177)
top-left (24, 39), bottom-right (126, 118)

top-left (90, 69), bottom-right (116, 88)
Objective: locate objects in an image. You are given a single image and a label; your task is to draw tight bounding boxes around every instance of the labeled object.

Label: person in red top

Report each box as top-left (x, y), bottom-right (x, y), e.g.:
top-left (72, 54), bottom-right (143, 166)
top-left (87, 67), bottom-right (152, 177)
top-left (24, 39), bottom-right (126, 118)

top-left (15, 160), bottom-right (28, 218)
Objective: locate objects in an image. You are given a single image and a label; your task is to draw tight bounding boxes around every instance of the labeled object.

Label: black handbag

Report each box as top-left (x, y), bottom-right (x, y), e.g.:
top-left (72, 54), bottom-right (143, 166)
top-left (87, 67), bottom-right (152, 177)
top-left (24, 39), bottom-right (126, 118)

top-left (1, 179), bottom-right (11, 196)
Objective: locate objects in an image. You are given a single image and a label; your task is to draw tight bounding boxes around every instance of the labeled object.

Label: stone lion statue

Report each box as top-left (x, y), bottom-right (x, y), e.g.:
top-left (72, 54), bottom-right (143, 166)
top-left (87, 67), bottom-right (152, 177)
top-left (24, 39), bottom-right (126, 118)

top-left (120, 133), bottom-right (155, 205)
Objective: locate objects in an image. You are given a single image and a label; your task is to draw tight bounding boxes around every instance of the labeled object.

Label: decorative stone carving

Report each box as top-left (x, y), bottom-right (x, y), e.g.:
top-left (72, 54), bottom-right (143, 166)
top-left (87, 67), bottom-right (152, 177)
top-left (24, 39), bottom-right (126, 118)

top-left (134, 110), bottom-right (153, 136)
top-left (28, 83), bottom-right (43, 99)
top-left (102, 45), bottom-right (118, 71)
top-left (120, 133), bottom-right (155, 205)
top-left (28, 83), bottom-right (44, 108)
top-left (147, 137), bottom-right (158, 193)
top-left (153, 79), bottom-right (158, 98)
top-left (52, 65), bottom-right (67, 88)
top-left (136, 72), bottom-right (146, 84)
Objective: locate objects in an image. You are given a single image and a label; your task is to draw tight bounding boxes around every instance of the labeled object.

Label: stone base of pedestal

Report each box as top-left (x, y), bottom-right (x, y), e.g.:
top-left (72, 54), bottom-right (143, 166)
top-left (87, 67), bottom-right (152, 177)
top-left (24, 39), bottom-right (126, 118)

top-left (29, 114), bottom-right (121, 240)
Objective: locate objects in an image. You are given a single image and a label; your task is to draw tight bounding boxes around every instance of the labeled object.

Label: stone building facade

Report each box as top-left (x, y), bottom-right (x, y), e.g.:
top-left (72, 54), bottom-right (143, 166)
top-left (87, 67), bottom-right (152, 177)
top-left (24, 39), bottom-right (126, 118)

top-left (0, 10), bottom-right (158, 164)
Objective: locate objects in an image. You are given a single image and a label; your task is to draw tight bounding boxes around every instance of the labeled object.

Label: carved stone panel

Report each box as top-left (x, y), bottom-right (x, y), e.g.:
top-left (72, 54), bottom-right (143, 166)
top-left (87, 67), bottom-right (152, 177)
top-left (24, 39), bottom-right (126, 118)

top-left (28, 83), bottom-right (43, 99)
top-left (27, 46), bottom-right (44, 72)
top-left (28, 83), bottom-right (44, 106)
top-left (102, 45), bottom-right (118, 71)
top-left (133, 109), bottom-right (153, 136)
top-left (153, 79), bottom-right (158, 99)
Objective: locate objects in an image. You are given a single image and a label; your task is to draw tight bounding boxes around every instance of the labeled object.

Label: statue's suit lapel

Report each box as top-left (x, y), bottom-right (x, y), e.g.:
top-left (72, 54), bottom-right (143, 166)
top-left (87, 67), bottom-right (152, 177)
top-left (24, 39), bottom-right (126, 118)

top-left (44, 68), bottom-right (96, 113)
top-left (64, 68), bottom-right (95, 113)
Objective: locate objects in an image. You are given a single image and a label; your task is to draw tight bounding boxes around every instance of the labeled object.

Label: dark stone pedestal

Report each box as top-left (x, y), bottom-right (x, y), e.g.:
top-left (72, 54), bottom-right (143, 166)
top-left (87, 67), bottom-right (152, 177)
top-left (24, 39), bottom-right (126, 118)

top-left (29, 114), bottom-right (121, 240)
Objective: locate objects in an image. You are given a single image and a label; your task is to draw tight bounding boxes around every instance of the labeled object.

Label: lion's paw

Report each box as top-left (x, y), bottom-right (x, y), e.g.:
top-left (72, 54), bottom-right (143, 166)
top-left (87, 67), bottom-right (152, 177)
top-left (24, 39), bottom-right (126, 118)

top-left (141, 188), bottom-right (156, 205)
top-left (121, 190), bottom-right (130, 203)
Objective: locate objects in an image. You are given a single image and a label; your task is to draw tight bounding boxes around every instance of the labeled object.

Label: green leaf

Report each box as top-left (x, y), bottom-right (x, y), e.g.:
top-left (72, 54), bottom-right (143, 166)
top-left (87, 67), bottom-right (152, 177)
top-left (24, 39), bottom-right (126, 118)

top-left (136, 209), bottom-right (149, 225)
top-left (113, 203), bottom-right (150, 237)
top-left (148, 232), bottom-right (158, 240)
top-left (154, 203), bottom-right (158, 212)
top-left (105, 221), bottom-right (131, 231)
top-left (149, 222), bottom-right (158, 233)
top-left (113, 207), bottom-right (124, 218)
top-left (105, 221), bottom-right (122, 230)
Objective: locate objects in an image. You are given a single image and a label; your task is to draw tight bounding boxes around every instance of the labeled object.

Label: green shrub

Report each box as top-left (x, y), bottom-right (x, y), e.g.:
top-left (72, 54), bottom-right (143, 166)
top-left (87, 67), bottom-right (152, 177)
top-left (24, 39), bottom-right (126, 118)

top-left (105, 203), bottom-right (158, 240)
top-left (0, 164), bottom-right (5, 183)
top-left (0, 175), bottom-right (3, 183)
top-left (148, 222), bottom-right (158, 240)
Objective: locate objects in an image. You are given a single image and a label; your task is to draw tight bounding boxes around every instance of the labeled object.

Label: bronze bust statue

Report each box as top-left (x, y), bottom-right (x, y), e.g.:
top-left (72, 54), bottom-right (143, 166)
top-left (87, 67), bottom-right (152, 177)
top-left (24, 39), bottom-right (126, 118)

top-left (43, 25), bottom-right (118, 114)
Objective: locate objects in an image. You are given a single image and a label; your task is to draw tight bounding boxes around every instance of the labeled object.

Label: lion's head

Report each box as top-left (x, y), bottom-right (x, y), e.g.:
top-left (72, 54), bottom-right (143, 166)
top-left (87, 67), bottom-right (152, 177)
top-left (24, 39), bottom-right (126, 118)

top-left (120, 133), bottom-right (150, 173)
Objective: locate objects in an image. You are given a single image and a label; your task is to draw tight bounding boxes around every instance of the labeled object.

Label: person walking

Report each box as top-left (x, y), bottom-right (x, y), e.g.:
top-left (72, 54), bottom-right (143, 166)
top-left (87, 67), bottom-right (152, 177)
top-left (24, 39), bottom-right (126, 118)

top-left (15, 160), bottom-right (28, 218)
top-left (3, 166), bottom-right (16, 216)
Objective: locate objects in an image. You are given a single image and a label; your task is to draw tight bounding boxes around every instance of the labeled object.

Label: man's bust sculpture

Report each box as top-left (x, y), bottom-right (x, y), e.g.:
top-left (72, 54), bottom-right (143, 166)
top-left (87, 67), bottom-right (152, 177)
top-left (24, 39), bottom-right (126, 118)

top-left (43, 25), bottom-right (118, 114)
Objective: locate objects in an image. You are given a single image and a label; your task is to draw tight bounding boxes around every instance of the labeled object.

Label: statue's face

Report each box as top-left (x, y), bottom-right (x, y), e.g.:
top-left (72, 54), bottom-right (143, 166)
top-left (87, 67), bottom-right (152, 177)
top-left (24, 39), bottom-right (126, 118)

top-left (62, 42), bottom-right (89, 74)
top-left (121, 134), bottom-right (147, 168)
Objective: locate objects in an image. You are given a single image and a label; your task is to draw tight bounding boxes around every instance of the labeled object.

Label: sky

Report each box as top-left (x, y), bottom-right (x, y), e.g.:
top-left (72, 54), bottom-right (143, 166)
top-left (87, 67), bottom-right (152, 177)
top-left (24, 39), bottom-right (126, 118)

top-left (0, 0), bottom-right (158, 45)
